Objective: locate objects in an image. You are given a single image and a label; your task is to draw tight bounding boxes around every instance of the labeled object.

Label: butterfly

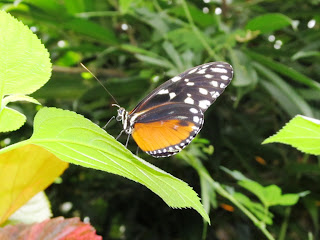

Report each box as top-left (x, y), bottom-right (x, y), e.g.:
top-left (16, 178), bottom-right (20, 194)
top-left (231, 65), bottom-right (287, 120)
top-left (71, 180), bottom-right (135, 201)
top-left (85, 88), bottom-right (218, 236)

top-left (114, 62), bottom-right (233, 158)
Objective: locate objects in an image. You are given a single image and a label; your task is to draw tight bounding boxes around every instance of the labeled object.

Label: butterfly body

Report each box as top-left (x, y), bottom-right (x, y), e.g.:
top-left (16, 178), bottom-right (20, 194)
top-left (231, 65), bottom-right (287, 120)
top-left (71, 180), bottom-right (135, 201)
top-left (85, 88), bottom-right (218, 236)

top-left (115, 62), bottom-right (233, 158)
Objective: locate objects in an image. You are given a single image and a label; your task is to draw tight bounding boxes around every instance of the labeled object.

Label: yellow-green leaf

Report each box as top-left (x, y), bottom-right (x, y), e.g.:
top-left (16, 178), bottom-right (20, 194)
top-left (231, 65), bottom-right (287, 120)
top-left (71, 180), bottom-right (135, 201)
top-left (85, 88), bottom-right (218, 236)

top-left (0, 144), bottom-right (68, 225)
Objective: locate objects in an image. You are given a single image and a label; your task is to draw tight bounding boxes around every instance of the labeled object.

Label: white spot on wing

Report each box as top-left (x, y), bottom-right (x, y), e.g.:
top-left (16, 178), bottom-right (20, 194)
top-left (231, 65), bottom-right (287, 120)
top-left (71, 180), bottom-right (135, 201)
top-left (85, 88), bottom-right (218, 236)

top-left (184, 97), bottom-right (194, 104)
top-left (184, 78), bottom-right (189, 82)
top-left (199, 88), bottom-right (208, 95)
top-left (211, 67), bottom-right (228, 73)
top-left (193, 116), bottom-right (200, 123)
top-left (205, 74), bottom-right (213, 78)
top-left (216, 64), bottom-right (225, 67)
top-left (199, 100), bottom-right (210, 109)
top-left (211, 91), bottom-right (220, 98)
top-left (186, 82), bottom-right (195, 86)
top-left (197, 69), bottom-right (206, 74)
top-left (190, 108), bottom-right (198, 114)
top-left (169, 92), bottom-right (176, 99)
top-left (220, 83), bottom-right (226, 88)
top-left (158, 89), bottom-right (169, 94)
top-left (171, 76), bottom-right (182, 82)
top-left (210, 81), bottom-right (218, 87)
top-left (188, 68), bottom-right (197, 74)
top-left (220, 75), bottom-right (229, 80)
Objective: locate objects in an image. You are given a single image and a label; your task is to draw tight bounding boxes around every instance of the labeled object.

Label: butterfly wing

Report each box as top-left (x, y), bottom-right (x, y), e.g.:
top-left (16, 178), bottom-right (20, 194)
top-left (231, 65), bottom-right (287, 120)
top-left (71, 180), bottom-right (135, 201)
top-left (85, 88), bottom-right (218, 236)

top-left (129, 61), bottom-right (233, 157)
top-left (130, 62), bottom-right (233, 115)
top-left (131, 103), bottom-right (204, 157)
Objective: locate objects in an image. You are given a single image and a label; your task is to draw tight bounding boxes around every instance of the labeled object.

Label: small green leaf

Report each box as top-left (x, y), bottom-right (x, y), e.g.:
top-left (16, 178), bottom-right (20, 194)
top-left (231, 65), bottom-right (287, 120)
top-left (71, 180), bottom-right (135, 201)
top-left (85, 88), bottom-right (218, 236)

top-left (0, 107), bottom-right (26, 132)
top-left (238, 180), bottom-right (300, 207)
top-left (246, 13), bottom-right (292, 34)
top-left (263, 115), bottom-right (320, 155)
top-left (29, 107), bottom-right (210, 223)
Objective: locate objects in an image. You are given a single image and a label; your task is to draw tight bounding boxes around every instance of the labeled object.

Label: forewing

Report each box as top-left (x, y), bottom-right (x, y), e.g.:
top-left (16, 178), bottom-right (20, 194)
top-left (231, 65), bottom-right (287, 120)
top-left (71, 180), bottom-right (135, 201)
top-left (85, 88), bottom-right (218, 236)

top-left (131, 103), bottom-right (204, 157)
top-left (130, 62), bottom-right (233, 114)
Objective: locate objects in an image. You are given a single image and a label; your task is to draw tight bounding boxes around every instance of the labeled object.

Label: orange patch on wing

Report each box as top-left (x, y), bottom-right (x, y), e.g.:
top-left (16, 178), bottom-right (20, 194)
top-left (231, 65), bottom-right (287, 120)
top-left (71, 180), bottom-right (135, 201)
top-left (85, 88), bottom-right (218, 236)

top-left (132, 120), bottom-right (195, 152)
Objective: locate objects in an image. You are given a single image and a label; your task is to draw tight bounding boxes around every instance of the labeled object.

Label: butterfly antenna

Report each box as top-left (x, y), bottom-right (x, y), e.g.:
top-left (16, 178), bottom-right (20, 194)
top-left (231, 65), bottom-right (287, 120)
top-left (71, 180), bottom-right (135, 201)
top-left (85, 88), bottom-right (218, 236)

top-left (80, 63), bottom-right (119, 105)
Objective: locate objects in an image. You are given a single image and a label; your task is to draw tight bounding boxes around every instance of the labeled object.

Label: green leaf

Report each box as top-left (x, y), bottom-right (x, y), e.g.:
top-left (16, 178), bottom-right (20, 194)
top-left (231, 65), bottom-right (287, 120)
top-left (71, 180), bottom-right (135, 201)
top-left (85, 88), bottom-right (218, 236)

top-left (119, 0), bottom-right (133, 14)
top-left (263, 115), bottom-right (320, 155)
top-left (162, 41), bottom-right (184, 72)
top-left (0, 11), bottom-right (51, 96)
top-left (63, 18), bottom-right (117, 45)
top-left (0, 107), bottom-right (26, 132)
top-left (254, 63), bottom-right (314, 117)
top-left (135, 54), bottom-right (174, 69)
top-left (28, 107), bottom-right (210, 223)
top-left (291, 50), bottom-right (320, 60)
top-left (246, 13), bottom-right (292, 34)
top-left (245, 50), bottom-right (320, 91)
top-left (2, 95), bottom-right (40, 107)
top-left (260, 80), bottom-right (303, 117)
top-left (238, 180), bottom-right (300, 207)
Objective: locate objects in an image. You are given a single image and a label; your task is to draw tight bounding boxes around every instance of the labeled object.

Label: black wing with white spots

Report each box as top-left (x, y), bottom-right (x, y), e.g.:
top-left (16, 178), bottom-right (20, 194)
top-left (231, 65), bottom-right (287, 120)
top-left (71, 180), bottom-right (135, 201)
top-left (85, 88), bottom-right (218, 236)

top-left (127, 61), bottom-right (233, 157)
top-left (129, 62), bottom-right (233, 115)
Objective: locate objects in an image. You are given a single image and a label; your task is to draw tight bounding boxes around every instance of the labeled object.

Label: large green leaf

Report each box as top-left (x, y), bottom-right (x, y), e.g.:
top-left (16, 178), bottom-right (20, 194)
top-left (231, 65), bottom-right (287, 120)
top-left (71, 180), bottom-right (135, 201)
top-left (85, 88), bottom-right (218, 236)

top-left (19, 107), bottom-right (209, 223)
top-left (0, 11), bottom-right (51, 96)
top-left (246, 13), bottom-right (292, 34)
top-left (263, 115), bottom-right (320, 155)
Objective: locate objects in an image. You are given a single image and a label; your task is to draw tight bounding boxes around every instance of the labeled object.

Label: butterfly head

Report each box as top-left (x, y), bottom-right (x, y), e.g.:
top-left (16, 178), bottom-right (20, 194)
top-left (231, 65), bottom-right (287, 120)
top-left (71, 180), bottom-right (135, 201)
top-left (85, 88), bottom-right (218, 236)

top-left (112, 104), bottom-right (132, 134)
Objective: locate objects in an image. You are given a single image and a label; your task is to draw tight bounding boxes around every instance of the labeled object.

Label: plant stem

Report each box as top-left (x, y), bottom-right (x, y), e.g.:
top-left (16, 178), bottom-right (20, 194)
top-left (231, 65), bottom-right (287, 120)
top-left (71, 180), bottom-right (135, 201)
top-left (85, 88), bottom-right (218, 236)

top-left (183, 154), bottom-right (275, 240)
top-left (180, 0), bottom-right (217, 59)
top-left (278, 207), bottom-right (291, 240)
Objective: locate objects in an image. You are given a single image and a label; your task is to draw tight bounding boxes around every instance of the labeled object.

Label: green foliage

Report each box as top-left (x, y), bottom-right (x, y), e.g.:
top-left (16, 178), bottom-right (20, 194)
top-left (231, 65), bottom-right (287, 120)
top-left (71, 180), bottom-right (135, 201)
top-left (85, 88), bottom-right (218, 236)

top-left (264, 115), bottom-right (320, 155)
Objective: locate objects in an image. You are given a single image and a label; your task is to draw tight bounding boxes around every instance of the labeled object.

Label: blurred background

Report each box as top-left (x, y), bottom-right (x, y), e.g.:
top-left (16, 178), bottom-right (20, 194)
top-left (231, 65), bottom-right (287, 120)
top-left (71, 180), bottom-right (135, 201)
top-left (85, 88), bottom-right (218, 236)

top-left (0, 0), bottom-right (319, 239)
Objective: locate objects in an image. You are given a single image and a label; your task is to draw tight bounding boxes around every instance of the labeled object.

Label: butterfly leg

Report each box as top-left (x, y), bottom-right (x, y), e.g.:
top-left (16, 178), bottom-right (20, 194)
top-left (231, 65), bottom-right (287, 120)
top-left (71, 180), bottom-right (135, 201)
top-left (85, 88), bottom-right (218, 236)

top-left (136, 147), bottom-right (139, 156)
top-left (125, 133), bottom-right (131, 147)
top-left (116, 130), bottom-right (124, 140)
top-left (103, 116), bottom-right (115, 129)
